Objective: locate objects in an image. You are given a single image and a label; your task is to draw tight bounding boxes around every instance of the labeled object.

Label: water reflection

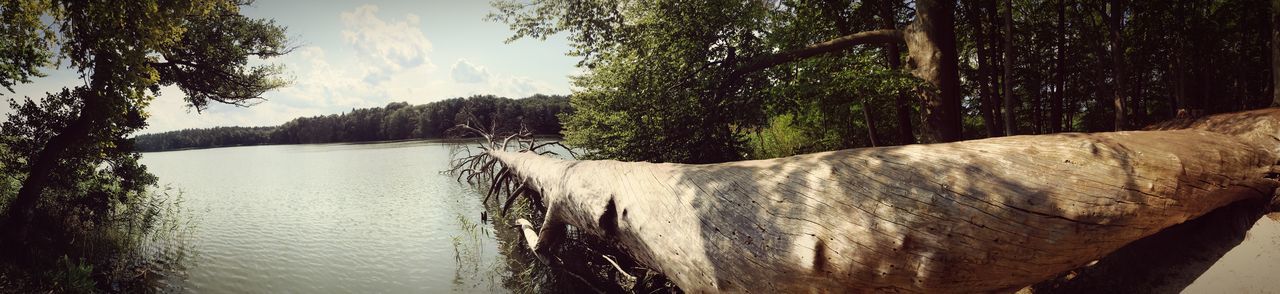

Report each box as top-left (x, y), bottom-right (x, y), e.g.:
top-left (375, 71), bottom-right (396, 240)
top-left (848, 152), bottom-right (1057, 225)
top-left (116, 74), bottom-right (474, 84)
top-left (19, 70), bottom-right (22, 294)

top-left (448, 194), bottom-right (504, 292)
top-left (141, 141), bottom-right (526, 292)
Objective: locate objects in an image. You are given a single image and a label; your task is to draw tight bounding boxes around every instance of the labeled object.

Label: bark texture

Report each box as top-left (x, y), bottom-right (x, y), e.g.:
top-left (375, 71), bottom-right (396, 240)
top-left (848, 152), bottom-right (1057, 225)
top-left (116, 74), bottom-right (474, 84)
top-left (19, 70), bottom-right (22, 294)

top-left (1272, 0), bottom-right (1280, 107)
top-left (1108, 0), bottom-right (1128, 130)
top-left (730, 29), bottom-right (904, 78)
top-left (881, 0), bottom-right (915, 144)
top-left (1002, 0), bottom-right (1016, 136)
top-left (490, 108), bottom-right (1280, 293)
top-left (1051, 0), bottom-right (1065, 133)
top-left (904, 0), bottom-right (963, 144)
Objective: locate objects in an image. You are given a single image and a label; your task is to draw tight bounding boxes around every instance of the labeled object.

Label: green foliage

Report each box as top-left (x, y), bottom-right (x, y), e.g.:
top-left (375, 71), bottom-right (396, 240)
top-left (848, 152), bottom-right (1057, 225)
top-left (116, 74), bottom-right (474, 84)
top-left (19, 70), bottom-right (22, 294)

top-left (746, 114), bottom-right (813, 159)
top-left (494, 0), bottom-right (930, 162)
top-left (1, 90), bottom-right (193, 292)
top-left (133, 94), bottom-right (571, 151)
top-left (501, 0), bottom-right (779, 163)
top-left (2, 89), bottom-right (157, 207)
top-left (495, 0), bottom-right (1277, 162)
top-left (0, 0), bottom-right (284, 291)
top-left (955, 0), bottom-right (1273, 134)
top-left (0, 144), bottom-right (13, 210)
top-left (48, 256), bottom-right (95, 294)
top-left (0, 0), bottom-right (56, 93)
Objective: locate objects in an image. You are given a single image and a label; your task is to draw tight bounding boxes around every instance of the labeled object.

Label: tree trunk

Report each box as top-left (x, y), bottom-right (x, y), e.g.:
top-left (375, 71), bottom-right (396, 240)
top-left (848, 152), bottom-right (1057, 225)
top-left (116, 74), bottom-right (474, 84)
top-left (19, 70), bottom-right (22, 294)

top-left (861, 99), bottom-right (880, 147)
top-left (491, 108), bottom-right (1280, 293)
top-left (1051, 0), bottom-right (1065, 133)
top-left (1032, 82), bottom-right (1043, 134)
top-left (882, 0), bottom-right (915, 144)
top-left (905, 0), bottom-right (963, 143)
top-left (970, 0), bottom-right (1003, 137)
top-left (1109, 0), bottom-right (1128, 130)
top-left (1273, 0), bottom-right (1280, 106)
top-left (1002, 0), bottom-right (1016, 136)
top-left (732, 0), bottom-right (962, 143)
top-left (1173, 1), bottom-right (1190, 116)
top-left (732, 0), bottom-right (960, 144)
top-left (2, 108), bottom-right (96, 233)
top-left (2, 60), bottom-right (111, 236)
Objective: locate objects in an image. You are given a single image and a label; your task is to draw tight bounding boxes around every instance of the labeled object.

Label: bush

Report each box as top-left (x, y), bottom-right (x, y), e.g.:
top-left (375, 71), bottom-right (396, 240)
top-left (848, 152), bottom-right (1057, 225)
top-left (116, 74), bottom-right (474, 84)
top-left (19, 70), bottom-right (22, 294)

top-left (49, 256), bottom-right (96, 294)
top-left (0, 183), bottom-right (194, 293)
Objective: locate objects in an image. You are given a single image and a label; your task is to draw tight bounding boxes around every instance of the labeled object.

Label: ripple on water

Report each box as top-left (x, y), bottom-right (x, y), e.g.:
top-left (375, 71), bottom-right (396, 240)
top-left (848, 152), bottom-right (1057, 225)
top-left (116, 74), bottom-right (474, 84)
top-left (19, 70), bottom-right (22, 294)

top-left (141, 142), bottom-right (508, 293)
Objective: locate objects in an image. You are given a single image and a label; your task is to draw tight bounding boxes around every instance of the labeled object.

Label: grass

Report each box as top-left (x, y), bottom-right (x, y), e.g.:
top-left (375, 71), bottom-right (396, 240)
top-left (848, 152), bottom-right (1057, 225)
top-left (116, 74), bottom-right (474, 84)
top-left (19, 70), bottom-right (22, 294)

top-left (0, 184), bottom-right (195, 293)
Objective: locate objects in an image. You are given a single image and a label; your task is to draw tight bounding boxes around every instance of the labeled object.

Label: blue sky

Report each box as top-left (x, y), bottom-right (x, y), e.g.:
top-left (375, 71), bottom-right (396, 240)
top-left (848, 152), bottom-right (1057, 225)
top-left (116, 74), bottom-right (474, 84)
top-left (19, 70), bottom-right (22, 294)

top-left (2, 1), bottom-right (578, 134)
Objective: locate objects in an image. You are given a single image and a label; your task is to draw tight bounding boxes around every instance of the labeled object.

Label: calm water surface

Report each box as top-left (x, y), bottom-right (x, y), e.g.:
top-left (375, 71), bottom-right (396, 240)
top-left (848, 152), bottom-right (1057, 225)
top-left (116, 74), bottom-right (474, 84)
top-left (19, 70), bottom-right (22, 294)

top-left (140, 141), bottom-right (508, 293)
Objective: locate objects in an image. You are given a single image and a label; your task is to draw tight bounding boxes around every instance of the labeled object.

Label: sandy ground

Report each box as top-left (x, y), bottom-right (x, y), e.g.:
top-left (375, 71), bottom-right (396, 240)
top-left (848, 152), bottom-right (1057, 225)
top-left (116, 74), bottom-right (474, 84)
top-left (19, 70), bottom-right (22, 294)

top-left (1181, 213), bottom-right (1280, 294)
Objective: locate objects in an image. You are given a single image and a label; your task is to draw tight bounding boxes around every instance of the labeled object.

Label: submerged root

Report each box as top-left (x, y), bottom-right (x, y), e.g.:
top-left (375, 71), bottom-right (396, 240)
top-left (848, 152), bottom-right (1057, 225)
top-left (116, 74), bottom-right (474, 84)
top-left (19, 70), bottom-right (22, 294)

top-left (447, 120), bottom-right (656, 293)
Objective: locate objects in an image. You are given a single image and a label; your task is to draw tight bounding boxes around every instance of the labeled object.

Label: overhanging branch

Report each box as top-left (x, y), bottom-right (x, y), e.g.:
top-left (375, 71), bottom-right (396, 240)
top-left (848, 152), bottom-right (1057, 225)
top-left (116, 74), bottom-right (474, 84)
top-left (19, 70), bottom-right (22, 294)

top-left (729, 29), bottom-right (903, 78)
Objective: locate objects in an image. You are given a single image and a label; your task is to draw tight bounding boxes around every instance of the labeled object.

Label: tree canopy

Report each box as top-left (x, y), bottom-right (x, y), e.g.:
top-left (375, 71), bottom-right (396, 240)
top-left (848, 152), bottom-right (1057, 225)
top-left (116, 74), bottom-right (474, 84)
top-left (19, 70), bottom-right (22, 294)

top-left (0, 0), bottom-right (292, 290)
top-left (491, 0), bottom-right (1277, 163)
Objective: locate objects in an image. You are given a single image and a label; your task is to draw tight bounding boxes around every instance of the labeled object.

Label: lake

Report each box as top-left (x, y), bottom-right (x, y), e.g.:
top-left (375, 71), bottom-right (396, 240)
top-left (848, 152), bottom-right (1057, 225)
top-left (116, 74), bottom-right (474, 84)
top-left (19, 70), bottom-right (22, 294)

top-left (140, 141), bottom-right (511, 293)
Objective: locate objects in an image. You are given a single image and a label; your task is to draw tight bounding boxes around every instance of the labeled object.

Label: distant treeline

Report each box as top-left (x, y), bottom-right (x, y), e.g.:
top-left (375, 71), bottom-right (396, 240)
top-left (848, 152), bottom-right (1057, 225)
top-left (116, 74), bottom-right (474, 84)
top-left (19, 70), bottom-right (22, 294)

top-left (134, 94), bottom-right (570, 152)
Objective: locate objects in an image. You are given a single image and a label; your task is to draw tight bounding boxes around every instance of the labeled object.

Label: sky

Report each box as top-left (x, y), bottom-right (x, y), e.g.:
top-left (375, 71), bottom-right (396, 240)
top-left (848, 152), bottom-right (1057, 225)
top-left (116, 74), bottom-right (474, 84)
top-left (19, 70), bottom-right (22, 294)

top-left (1, 1), bottom-right (578, 134)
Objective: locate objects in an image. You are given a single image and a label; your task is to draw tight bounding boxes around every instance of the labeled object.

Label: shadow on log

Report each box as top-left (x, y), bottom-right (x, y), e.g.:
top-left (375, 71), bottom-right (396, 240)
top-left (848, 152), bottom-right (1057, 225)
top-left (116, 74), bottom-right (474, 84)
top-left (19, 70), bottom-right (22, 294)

top-left (455, 108), bottom-right (1280, 293)
top-left (1031, 197), bottom-right (1277, 293)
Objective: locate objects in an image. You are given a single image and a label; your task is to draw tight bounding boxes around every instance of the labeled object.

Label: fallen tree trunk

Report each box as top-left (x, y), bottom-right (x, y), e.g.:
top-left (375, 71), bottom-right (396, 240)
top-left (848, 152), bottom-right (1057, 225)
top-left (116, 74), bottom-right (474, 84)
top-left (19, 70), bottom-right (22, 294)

top-left (467, 108), bottom-right (1280, 293)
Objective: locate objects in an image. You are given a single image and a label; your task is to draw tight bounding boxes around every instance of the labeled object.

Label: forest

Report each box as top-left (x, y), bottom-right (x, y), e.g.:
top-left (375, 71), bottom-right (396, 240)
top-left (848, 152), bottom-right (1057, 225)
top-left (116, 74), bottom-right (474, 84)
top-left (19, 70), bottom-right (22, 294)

top-left (518, 0), bottom-right (1276, 163)
top-left (132, 95), bottom-right (569, 152)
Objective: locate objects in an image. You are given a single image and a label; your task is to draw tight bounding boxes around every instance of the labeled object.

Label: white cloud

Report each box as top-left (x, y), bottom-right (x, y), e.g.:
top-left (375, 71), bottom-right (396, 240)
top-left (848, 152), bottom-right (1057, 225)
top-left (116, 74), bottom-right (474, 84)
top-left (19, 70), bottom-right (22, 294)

top-left (340, 5), bottom-right (434, 82)
top-left (136, 5), bottom-right (572, 134)
top-left (451, 59), bottom-right (490, 83)
top-left (433, 59), bottom-right (557, 98)
top-left (273, 46), bottom-right (383, 108)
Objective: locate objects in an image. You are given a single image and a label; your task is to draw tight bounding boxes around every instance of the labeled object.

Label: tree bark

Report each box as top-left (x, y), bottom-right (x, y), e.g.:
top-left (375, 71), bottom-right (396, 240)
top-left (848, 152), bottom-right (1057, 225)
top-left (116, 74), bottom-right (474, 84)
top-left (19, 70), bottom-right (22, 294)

top-left (1272, 0), bottom-right (1280, 107)
top-left (881, 0), bottom-right (915, 144)
top-left (491, 108), bottom-right (1280, 293)
top-left (1002, 0), bottom-right (1016, 136)
top-left (905, 0), bottom-right (963, 143)
top-left (1051, 0), bottom-right (1065, 133)
top-left (1173, 1), bottom-right (1190, 116)
top-left (861, 99), bottom-right (880, 147)
top-left (733, 0), bottom-right (961, 143)
top-left (730, 29), bottom-right (904, 78)
top-left (970, 0), bottom-right (1004, 137)
top-left (1109, 0), bottom-right (1128, 131)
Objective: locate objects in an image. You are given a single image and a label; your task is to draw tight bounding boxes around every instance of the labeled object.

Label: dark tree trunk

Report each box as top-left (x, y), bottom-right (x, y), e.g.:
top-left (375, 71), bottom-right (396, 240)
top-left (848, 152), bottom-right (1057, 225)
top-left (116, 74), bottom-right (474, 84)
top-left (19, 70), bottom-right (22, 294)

top-left (3, 110), bottom-right (96, 234)
top-left (1273, 0), bottom-right (1280, 106)
top-left (1033, 83), bottom-right (1043, 134)
top-left (1002, 0), bottom-right (1016, 136)
top-left (2, 58), bottom-right (110, 236)
top-left (861, 99), bottom-right (880, 146)
top-left (736, 0), bottom-right (959, 143)
top-left (1174, 1), bottom-right (1190, 116)
top-left (1109, 0), bottom-right (1128, 130)
top-left (881, 0), bottom-right (915, 144)
top-left (971, 0), bottom-right (1003, 137)
top-left (905, 0), bottom-right (963, 143)
top-left (1051, 0), bottom-right (1065, 133)
top-left (1135, 71), bottom-right (1147, 124)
